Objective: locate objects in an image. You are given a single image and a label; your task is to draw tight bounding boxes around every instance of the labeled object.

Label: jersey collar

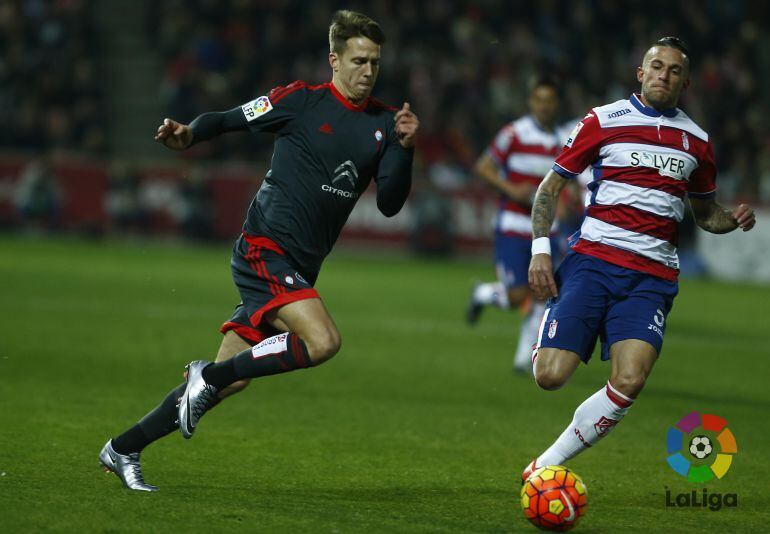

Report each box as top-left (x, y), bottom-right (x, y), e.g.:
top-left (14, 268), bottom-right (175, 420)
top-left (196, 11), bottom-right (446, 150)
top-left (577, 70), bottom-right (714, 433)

top-left (631, 93), bottom-right (678, 118)
top-left (329, 81), bottom-right (369, 112)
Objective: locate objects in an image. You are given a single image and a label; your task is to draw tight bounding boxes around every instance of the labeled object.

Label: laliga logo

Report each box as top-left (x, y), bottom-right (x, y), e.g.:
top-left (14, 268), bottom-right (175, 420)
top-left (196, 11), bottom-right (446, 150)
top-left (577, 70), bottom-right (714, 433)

top-left (664, 412), bottom-right (738, 511)
top-left (665, 411), bottom-right (737, 482)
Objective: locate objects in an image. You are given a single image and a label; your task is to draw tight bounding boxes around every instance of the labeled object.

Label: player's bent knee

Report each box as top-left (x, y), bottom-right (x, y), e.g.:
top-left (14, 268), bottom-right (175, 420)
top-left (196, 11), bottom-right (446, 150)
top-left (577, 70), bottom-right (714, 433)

top-left (534, 369), bottom-right (568, 391)
top-left (305, 329), bottom-right (342, 365)
top-left (610, 373), bottom-right (646, 398)
top-left (533, 349), bottom-right (573, 391)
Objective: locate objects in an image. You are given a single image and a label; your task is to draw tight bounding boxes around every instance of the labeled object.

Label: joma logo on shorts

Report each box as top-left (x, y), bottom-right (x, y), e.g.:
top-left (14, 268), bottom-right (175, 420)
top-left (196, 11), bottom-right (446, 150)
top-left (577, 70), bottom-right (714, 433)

top-left (648, 324), bottom-right (664, 338)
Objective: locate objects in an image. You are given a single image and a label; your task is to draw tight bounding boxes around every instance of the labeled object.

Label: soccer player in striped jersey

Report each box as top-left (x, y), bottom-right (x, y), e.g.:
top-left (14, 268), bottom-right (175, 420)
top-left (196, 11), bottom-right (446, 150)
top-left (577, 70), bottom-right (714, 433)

top-left (466, 77), bottom-right (574, 373)
top-left (522, 37), bottom-right (755, 479)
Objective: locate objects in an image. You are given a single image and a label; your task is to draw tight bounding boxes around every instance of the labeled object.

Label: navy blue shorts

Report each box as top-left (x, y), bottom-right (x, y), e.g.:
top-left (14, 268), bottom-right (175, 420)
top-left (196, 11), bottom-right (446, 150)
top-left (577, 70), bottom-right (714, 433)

top-left (220, 234), bottom-right (320, 344)
top-left (494, 233), bottom-right (560, 289)
top-left (536, 252), bottom-right (679, 362)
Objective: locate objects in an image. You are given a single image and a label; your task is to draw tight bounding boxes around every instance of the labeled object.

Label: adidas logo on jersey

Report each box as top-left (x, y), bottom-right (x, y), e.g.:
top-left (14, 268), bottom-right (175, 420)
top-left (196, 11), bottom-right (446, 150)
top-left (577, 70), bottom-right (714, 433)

top-left (318, 123), bottom-right (334, 135)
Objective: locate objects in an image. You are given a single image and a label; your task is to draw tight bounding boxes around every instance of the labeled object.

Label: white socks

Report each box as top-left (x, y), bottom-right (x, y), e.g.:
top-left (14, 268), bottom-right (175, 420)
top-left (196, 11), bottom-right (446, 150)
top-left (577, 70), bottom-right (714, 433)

top-left (513, 301), bottom-right (546, 372)
top-left (536, 381), bottom-right (634, 467)
top-left (472, 281), bottom-right (510, 309)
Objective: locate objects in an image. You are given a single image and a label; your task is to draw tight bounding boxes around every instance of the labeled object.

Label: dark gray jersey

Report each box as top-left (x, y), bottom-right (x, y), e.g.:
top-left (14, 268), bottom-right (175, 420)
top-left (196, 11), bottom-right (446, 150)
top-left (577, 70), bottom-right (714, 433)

top-left (238, 81), bottom-right (413, 277)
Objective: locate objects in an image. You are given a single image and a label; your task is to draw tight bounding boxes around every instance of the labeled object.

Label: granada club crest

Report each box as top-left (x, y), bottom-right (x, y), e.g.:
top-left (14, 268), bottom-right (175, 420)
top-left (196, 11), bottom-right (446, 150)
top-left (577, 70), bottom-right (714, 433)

top-left (594, 416), bottom-right (618, 436)
top-left (681, 132), bottom-right (689, 151)
top-left (548, 320), bottom-right (558, 339)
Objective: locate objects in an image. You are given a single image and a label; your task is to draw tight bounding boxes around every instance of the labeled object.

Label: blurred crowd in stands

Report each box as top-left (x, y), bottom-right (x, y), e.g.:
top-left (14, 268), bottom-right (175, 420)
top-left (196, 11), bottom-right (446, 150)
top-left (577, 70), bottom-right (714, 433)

top-left (0, 0), bottom-right (106, 154)
top-left (146, 0), bottom-right (770, 203)
top-left (2, 0), bottom-right (770, 239)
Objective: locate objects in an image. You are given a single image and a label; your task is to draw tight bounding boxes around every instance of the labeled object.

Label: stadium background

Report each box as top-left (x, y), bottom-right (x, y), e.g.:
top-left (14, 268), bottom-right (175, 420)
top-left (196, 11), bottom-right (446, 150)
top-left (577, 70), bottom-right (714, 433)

top-left (2, 0), bottom-right (769, 265)
top-left (1, 1), bottom-right (769, 532)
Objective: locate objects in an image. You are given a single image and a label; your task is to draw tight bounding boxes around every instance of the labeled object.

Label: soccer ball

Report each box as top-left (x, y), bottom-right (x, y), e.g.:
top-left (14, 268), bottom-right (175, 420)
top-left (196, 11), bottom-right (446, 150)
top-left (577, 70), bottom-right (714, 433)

top-left (689, 435), bottom-right (713, 459)
top-left (521, 465), bottom-right (587, 531)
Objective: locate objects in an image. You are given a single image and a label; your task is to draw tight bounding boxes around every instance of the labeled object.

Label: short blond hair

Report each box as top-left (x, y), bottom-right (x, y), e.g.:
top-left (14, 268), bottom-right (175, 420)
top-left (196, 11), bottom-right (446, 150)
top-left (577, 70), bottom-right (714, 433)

top-left (328, 10), bottom-right (384, 54)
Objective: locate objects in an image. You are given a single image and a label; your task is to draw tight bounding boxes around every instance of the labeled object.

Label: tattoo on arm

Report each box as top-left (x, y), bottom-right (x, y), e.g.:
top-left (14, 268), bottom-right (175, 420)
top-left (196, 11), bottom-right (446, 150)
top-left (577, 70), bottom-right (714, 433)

top-left (702, 207), bottom-right (738, 234)
top-left (531, 171), bottom-right (567, 238)
top-left (532, 190), bottom-right (557, 238)
top-left (691, 198), bottom-right (738, 234)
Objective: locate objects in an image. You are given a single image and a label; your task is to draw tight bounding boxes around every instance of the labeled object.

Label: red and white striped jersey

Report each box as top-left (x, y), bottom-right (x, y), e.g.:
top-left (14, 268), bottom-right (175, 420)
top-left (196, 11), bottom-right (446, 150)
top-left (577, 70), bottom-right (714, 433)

top-left (488, 115), bottom-right (564, 236)
top-left (553, 93), bottom-right (717, 281)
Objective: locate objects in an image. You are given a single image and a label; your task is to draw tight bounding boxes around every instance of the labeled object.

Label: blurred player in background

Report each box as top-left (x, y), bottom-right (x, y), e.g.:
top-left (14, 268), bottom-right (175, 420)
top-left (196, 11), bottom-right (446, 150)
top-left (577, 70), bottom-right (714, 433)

top-left (523, 37), bottom-right (755, 478)
top-left (99, 10), bottom-right (419, 491)
top-left (466, 77), bottom-right (577, 373)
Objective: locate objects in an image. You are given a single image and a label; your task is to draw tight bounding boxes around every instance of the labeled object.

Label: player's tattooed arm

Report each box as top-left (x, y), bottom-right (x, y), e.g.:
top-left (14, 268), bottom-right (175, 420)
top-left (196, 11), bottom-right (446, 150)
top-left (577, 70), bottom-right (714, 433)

top-left (531, 171), bottom-right (569, 238)
top-left (689, 197), bottom-right (756, 234)
top-left (528, 170), bottom-right (569, 299)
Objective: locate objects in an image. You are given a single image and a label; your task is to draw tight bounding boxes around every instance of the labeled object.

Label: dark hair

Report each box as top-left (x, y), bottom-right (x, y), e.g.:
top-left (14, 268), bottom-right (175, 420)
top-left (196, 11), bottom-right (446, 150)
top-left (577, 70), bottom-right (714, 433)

top-left (328, 10), bottom-right (385, 54)
top-left (655, 36), bottom-right (691, 63)
top-left (528, 74), bottom-right (559, 95)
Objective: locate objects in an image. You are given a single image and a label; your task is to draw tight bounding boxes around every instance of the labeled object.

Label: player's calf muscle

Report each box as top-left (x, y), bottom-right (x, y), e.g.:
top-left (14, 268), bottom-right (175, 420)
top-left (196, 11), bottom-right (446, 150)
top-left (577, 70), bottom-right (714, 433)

top-left (213, 331), bottom-right (253, 397)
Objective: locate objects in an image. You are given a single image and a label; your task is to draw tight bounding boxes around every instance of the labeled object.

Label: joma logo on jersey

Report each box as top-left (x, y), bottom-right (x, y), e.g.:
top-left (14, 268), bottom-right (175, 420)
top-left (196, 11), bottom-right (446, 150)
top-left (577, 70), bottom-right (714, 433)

top-left (607, 108), bottom-right (631, 119)
top-left (630, 151), bottom-right (687, 179)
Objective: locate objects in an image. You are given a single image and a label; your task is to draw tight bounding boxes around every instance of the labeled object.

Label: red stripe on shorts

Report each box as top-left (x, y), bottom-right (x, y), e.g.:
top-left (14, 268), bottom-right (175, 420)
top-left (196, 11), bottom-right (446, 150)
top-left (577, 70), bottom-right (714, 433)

top-left (219, 321), bottom-right (272, 345)
top-left (247, 288), bottom-right (320, 330)
top-left (243, 234), bottom-right (285, 255)
top-left (245, 243), bottom-right (284, 297)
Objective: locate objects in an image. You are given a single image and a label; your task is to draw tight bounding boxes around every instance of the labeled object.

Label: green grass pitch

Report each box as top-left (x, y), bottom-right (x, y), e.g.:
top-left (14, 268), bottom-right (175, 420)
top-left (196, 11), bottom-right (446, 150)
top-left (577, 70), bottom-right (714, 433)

top-left (1, 235), bottom-right (768, 532)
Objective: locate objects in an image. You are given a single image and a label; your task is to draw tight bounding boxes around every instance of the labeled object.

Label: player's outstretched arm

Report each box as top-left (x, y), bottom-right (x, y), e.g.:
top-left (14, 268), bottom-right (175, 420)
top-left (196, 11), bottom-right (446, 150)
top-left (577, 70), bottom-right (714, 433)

top-left (529, 170), bottom-right (569, 299)
top-left (154, 108), bottom-right (250, 150)
top-left (690, 197), bottom-right (756, 234)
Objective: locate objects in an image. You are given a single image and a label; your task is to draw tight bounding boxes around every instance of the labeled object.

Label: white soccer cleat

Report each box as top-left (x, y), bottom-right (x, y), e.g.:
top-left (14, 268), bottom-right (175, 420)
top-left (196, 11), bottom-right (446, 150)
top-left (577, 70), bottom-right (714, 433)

top-left (99, 440), bottom-right (158, 492)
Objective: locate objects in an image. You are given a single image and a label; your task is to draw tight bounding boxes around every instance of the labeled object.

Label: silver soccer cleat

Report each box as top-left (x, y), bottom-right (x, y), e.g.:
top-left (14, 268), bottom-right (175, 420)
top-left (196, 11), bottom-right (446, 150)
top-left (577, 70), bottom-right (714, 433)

top-left (99, 440), bottom-right (158, 492)
top-left (178, 360), bottom-right (219, 439)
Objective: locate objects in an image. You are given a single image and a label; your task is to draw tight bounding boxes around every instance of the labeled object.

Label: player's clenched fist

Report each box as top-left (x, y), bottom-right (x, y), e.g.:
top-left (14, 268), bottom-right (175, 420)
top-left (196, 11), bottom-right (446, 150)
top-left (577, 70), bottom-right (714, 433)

top-left (394, 102), bottom-right (419, 149)
top-left (154, 118), bottom-right (193, 150)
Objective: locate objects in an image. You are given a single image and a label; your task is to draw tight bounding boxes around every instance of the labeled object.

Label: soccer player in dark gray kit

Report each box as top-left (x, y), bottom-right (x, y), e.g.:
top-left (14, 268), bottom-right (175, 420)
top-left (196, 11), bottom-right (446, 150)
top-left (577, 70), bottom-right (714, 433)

top-left (99, 10), bottom-right (419, 491)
